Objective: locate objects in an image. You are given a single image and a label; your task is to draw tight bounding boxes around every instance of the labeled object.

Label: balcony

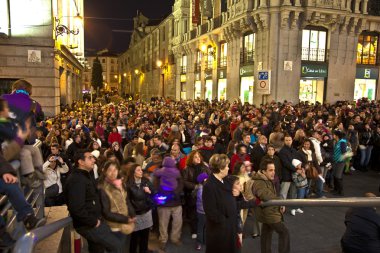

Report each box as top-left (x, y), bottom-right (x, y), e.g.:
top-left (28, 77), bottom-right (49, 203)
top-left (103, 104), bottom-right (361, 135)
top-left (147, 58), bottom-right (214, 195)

top-left (190, 29), bottom-right (197, 40)
top-left (219, 56), bottom-right (227, 68)
top-left (240, 51), bottom-right (255, 64)
top-left (181, 65), bottom-right (187, 74)
top-left (194, 63), bottom-right (201, 72)
top-left (302, 48), bottom-right (326, 62)
top-left (201, 23), bottom-right (208, 35)
top-left (213, 16), bottom-right (222, 29)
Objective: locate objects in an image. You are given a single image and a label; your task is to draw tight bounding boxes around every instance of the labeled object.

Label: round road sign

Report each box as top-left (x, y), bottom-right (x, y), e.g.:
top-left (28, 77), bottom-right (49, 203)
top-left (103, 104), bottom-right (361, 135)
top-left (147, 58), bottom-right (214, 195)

top-left (260, 81), bottom-right (266, 88)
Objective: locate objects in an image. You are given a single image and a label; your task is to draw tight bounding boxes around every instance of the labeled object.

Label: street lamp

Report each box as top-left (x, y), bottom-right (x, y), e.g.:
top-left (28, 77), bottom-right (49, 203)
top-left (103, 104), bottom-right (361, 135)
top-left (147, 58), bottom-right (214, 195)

top-left (55, 13), bottom-right (83, 38)
top-left (134, 69), bottom-right (140, 75)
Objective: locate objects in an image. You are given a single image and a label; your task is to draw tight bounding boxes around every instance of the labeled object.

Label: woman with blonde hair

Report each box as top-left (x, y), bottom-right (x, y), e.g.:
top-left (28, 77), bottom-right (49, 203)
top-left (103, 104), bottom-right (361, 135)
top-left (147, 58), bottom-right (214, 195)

top-left (202, 154), bottom-right (238, 253)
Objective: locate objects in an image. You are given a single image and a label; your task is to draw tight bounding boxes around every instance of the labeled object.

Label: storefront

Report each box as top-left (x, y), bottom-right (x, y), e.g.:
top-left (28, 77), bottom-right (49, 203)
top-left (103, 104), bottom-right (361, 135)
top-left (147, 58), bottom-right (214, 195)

top-left (354, 67), bottom-right (379, 100)
top-left (205, 70), bottom-right (213, 100)
top-left (217, 69), bottom-right (227, 101)
top-left (180, 74), bottom-right (187, 100)
top-left (194, 73), bottom-right (202, 99)
top-left (239, 65), bottom-right (254, 104)
top-left (300, 63), bottom-right (327, 104)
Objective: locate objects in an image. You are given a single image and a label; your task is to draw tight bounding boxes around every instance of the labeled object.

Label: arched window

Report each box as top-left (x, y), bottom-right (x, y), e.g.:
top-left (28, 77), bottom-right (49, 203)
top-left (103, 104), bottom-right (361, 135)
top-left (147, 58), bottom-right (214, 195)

top-left (357, 32), bottom-right (379, 65)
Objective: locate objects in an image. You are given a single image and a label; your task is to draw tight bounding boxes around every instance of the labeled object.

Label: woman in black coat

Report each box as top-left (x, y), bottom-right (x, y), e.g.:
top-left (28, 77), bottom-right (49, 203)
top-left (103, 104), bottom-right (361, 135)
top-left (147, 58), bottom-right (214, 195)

top-left (202, 154), bottom-right (238, 253)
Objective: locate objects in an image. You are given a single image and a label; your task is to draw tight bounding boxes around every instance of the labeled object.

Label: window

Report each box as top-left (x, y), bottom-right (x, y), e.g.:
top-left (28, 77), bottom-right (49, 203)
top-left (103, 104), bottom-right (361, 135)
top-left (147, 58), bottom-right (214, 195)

top-left (302, 28), bottom-right (327, 61)
top-left (0, 0), bottom-right (9, 36)
top-left (206, 46), bottom-right (215, 70)
top-left (220, 42), bottom-right (227, 67)
top-left (102, 59), bottom-right (106, 63)
top-left (181, 55), bottom-right (187, 73)
top-left (357, 34), bottom-right (378, 65)
top-left (195, 50), bottom-right (202, 72)
top-left (241, 33), bottom-right (255, 64)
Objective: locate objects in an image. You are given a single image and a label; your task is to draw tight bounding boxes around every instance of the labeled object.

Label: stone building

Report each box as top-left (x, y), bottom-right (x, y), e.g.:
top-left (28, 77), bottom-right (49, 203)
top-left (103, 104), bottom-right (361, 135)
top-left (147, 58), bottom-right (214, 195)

top-left (83, 50), bottom-right (119, 92)
top-left (122, 0), bottom-right (380, 104)
top-left (0, 0), bottom-right (84, 115)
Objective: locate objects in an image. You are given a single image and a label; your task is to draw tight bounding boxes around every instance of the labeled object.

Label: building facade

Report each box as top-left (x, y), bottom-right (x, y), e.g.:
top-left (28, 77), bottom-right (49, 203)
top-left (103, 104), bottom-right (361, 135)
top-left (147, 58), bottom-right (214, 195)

top-left (0, 0), bottom-right (84, 115)
top-left (123, 0), bottom-right (380, 104)
top-left (83, 50), bottom-right (119, 92)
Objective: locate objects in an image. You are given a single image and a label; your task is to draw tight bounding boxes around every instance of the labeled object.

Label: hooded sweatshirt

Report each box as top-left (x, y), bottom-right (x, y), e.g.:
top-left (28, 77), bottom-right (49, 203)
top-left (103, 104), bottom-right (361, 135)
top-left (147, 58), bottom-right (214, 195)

top-left (153, 156), bottom-right (181, 192)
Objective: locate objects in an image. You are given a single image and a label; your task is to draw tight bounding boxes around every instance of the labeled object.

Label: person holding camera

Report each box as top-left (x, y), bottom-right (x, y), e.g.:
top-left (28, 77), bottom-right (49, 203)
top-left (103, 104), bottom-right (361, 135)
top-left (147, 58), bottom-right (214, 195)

top-left (42, 154), bottom-right (69, 206)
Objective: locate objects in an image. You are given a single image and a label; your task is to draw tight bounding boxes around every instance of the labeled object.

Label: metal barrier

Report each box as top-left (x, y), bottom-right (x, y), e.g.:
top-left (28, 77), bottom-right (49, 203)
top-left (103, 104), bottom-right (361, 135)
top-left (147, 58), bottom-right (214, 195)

top-left (12, 217), bottom-right (73, 253)
top-left (261, 197), bottom-right (380, 207)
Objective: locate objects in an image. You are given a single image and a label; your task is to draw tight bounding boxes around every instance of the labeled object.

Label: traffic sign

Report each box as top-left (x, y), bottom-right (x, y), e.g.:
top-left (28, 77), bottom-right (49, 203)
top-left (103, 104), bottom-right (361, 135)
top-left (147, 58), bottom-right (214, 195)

top-left (257, 70), bottom-right (271, 94)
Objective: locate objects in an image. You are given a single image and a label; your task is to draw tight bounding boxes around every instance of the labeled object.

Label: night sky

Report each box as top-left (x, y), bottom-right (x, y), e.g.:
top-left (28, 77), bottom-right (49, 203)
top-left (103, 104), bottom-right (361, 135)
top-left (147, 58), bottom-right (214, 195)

top-left (84, 0), bottom-right (174, 54)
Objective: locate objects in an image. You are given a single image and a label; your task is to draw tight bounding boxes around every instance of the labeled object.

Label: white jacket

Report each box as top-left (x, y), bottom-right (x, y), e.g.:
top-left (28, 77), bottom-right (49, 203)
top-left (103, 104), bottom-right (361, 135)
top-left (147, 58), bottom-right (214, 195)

top-left (42, 160), bottom-right (69, 193)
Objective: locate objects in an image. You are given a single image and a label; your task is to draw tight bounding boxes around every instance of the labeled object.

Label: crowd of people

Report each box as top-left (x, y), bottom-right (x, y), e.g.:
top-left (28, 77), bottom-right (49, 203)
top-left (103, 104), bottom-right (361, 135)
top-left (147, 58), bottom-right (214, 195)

top-left (1, 79), bottom-right (380, 252)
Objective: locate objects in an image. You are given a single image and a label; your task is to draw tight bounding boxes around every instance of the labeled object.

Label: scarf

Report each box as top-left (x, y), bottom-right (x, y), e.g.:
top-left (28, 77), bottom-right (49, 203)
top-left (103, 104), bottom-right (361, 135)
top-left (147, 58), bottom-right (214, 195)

top-left (302, 148), bottom-right (313, 162)
top-left (106, 178), bottom-right (123, 190)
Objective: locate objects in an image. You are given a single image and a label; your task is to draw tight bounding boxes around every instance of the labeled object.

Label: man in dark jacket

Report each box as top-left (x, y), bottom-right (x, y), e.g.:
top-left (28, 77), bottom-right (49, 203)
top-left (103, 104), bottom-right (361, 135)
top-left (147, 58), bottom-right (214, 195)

top-left (251, 135), bottom-right (268, 172)
top-left (341, 193), bottom-right (380, 253)
top-left (278, 135), bottom-right (299, 200)
top-left (64, 150), bottom-right (122, 253)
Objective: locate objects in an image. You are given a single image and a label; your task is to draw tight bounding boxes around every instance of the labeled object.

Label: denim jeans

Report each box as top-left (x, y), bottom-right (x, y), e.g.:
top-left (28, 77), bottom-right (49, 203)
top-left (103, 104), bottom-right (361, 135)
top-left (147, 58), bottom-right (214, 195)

top-left (196, 212), bottom-right (206, 244)
top-left (0, 178), bottom-right (33, 222)
top-left (296, 187), bottom-right (308, 199)
top-left (309, 177), bottom-right (324, 198)
top-left (76, 221), bottom-right (123, 253)
top-left (359, 145), bottom-right (373, 168)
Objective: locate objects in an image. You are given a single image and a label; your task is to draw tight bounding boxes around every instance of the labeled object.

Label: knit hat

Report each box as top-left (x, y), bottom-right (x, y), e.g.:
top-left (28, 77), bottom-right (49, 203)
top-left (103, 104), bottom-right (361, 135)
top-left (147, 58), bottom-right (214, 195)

top-left (197, 172), bottom-right (209, 183)
top-left (91, 150), bottom-right (100, 159)
top-left (292, 159), bottom-right (302, 168)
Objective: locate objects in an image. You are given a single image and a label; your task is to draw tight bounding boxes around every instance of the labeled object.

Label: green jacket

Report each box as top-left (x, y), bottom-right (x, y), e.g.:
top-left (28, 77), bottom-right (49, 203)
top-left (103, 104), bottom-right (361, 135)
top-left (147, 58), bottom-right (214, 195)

top-left (252, 171), bottom-right (283, 224)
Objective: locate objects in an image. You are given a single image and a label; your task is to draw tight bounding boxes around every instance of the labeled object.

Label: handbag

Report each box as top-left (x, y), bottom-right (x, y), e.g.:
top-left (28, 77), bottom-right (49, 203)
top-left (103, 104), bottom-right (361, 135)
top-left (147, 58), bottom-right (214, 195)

top-left (305, 163), bottom-right (319, 179)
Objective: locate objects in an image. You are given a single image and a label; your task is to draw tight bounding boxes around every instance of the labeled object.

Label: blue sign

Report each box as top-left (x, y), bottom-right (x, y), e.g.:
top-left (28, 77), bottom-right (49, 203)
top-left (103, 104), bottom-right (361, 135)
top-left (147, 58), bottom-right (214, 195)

top-left (258, 71), bottom-right (269, 80)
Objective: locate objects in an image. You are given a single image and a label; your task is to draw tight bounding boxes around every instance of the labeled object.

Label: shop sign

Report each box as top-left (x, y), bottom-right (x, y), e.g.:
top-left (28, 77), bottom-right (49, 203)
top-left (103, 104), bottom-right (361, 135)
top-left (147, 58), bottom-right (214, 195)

top-left (356, 67), bottom-right (379, 79)
top-left (180, 74), bottom-right (187, 83)
top-left (257, 70), bottom-right (271, 95)
top-left (301, 64), bottom-right (328, 77)
top-left (192, 0), bottom-right (200, 25)
top-left (240, 65), bottom-right (254, 77)
top-left (218, 69), bottom-right (227, 79)
top-left (205, 70), bottom-right (213, 80)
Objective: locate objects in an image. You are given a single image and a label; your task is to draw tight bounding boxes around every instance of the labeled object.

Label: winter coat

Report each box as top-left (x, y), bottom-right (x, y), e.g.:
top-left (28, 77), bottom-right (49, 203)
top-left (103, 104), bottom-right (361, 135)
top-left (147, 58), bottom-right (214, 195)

top-left (127, 177), bottom-right (154, 215)
top-left (251, 171), bottom-right (283, 224)
top-left (341, 207), bottom-right (380, 253)
top-left (153, 157), bottom-right (183, 207)
top-left (182, 163), bottom-right (210, 191)
top-left (202, 174), bottom-right (238, 253)
top-left (99, 181), bottom-right (135, 232)
top-left (64, 168), bottom-right (102, 232)
top-left (153, 157), bottom-right (181, 192)
top-left (278, 145), bottom-right (299, 182)
top-left (250, 144), bottom-right (266, 172)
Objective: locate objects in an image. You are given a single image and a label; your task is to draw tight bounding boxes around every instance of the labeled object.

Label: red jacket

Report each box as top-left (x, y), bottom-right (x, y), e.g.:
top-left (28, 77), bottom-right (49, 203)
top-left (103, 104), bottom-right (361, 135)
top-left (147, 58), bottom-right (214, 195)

top-left (108, 132), bottom-right (122, 146)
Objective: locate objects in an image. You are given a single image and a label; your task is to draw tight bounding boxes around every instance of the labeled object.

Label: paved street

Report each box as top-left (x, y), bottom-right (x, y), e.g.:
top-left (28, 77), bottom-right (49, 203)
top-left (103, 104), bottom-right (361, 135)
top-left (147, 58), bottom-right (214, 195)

top-left (147, 170), bottom-right (380, 253)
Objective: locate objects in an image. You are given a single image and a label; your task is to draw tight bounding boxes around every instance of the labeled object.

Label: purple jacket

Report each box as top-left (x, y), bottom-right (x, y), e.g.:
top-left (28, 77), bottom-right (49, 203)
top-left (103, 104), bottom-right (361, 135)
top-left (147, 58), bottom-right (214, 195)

top-left (153, 156), bottom-right (180, 192)
top-left (2, 91), bottom-right (44, 128)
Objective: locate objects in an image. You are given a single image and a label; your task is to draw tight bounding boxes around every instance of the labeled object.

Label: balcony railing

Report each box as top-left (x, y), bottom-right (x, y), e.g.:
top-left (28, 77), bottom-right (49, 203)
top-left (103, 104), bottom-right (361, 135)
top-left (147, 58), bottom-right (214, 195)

top-left (181, 65), bottom-right (187, 74)
top-left (190, 29), bottom-right (197, 40)
top-left (302, 47), bottom-right (326, 62)
top-left (240, 51), bottom-right (255, 64)
top-left (213, 15), bottom-right (222, 29)
top-left (201, 23), bottom-right (208, 35)
top-left (219, 56), bottom-right (227, 68)
top-left (194, 63), bottom-right (201, 72)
